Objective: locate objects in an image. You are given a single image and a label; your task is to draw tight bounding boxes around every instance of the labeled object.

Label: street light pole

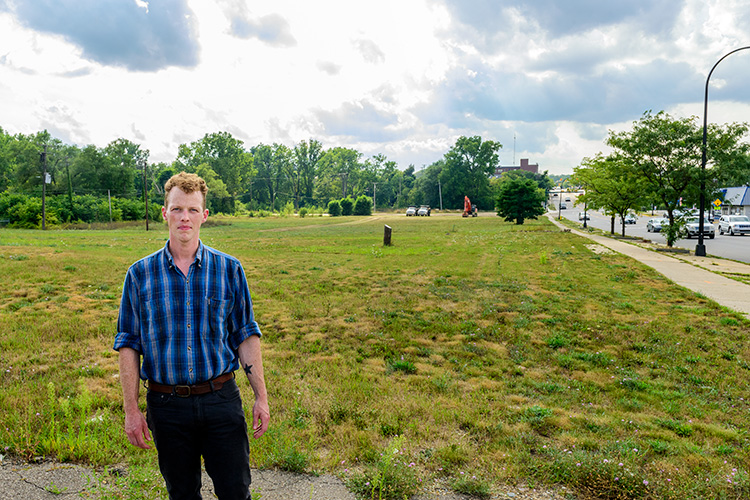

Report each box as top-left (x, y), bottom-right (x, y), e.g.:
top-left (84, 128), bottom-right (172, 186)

top-left (583, 198), bottom-right (588, 229)
top-left (696, 46), bottom-right (750, 257)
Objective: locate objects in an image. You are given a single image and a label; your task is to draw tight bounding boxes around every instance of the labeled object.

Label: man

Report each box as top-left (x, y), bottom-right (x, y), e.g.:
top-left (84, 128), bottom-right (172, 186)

top-left (114, 172), bottom-right (270, 500)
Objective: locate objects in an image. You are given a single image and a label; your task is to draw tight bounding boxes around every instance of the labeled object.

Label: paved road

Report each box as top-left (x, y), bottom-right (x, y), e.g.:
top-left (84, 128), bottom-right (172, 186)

top-left (554, 199), bottom-right (750, 263)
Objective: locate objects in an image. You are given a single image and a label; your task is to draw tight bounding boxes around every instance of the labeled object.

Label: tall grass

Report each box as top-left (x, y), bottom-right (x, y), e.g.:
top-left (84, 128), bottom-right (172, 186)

top-left (1, 215), bottom-right (749, 499)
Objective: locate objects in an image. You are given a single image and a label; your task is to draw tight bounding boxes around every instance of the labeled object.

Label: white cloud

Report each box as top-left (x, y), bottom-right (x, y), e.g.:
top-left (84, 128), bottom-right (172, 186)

top-left (0, 0), bottom-right (748, 174)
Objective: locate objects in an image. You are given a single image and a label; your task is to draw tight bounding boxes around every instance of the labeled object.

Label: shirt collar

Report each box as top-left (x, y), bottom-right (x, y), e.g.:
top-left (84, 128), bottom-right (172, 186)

top-left (163, 240), bottom-right (205, 269)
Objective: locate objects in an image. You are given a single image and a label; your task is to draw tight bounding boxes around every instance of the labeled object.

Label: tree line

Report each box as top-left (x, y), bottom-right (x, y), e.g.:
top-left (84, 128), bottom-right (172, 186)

top-left (0, 127), bottom-right (557, 228)
top-left (573, 111), bottom-right (750, 246)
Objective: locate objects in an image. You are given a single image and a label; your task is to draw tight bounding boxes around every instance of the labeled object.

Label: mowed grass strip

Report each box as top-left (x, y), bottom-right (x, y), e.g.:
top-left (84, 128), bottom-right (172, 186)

top-left (1, 214), bottom-right (749, 499)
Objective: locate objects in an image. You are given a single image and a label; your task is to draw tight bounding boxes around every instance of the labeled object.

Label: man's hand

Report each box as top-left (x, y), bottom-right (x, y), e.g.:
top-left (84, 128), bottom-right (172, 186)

top-left (252, 399), bottom-right (270, 439)
top-left (124, 410), bottom-right (152, 449)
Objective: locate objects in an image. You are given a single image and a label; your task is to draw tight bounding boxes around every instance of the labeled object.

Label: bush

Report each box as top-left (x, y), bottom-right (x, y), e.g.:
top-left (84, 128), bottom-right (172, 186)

top-left (7, 196), bottom-right (44, 228)
top-left (328, 200), bottom-right (342, 217)
top-left (340, 197), bottom-right (354, 216)
top-left (354, 195), bottom-right (372, 216)
top-left (298, 207), bottom-right (308, 218)
top-left (280, 201), bottom-right (295, 217)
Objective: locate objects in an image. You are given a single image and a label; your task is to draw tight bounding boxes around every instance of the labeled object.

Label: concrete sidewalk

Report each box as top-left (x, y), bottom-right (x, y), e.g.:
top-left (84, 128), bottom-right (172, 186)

top-left (547, 213), bottom-right (750, 319)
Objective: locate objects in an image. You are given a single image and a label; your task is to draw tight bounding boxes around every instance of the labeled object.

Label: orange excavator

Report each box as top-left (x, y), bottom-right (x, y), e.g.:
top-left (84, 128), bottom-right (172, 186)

top-left (462, 196), bottom-right (477, 217)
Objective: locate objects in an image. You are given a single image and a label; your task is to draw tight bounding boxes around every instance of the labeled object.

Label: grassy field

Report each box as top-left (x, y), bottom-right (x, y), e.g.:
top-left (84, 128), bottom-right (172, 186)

top-left (1, 213), bottom-right (749, 499)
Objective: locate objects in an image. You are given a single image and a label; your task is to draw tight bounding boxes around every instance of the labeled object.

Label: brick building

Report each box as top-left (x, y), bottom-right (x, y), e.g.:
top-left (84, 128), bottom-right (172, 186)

top-left (493, 158), bottom-right (539, 178)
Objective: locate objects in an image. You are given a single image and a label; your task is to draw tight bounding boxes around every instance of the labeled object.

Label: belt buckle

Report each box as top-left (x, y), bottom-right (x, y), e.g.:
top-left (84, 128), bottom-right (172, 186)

top-left (174, 385), bottom-right (192, 397)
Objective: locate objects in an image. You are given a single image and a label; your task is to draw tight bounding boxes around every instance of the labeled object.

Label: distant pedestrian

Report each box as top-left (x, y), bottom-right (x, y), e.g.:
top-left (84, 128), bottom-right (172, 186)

top-left (115, 172), bottom-right (270, 500)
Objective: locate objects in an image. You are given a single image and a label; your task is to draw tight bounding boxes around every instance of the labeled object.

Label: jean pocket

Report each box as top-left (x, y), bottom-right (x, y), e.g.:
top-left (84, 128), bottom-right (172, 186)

top-left (147, 390), bottom-right (175, 408)
top-left (215, 379), bottom-right (241, 401)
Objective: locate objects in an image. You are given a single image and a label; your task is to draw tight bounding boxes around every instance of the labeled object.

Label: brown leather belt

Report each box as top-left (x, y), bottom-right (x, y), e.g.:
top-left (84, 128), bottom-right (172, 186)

top-left (148, 372), bottom-right (235, 397)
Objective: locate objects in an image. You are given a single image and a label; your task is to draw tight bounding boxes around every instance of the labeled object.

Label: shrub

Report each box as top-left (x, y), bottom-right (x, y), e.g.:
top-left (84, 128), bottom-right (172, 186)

top-left (280, 201), bottom-right (295, 217)
top-left (298, 207), bottom-right (308, 218)
top-left (328, 200), bottom-right (342, 217)
top-left (340, 197), bottom-right (354, 216)
top-left (354, 195), bottom-right (372, 216)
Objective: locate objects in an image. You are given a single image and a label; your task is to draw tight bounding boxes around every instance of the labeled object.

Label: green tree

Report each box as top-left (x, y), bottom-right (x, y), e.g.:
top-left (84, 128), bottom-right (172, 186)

top-left (573, 153), bottom-right (648, 236)
top-left (317, 147), bottom-right (362, 202)
top-left (194, 164), bottom-right (231, 213)
top-left (495, 177), bottom-right (545, 224)
top-left (293, 139), bottom-right (323, 208)
top-left (440, 136), bottom-right (501, 209)
top-left (104, 138), bottom-right (148, 192)
top-left (8, 131), bottom-right (54, 193)
top-left (250, 143), bottom-right (291, 211)
top-left (69, 144), bottom-right (133, 196)
top-left (410, 161), bottom-right (443, 208)
top-left (607, 111), bottom-right (749, 245)
top-left (0, 127), bottom-right (11, 191)
top-left (176, 132), bottom-right (252, 198)
top-left (501, 169), bottom-right (554, 194)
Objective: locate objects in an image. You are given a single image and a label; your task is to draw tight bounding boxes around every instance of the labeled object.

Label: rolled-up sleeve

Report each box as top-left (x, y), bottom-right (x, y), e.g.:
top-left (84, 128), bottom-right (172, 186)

top-left (227, 262), bottom-right (262, 351)
top-left (114, 268), bottom-right (143, 353)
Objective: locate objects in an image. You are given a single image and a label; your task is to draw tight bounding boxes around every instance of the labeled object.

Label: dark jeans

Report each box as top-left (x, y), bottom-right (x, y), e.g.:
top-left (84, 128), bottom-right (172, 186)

top-left (147, 379), bottom-right (252, 500)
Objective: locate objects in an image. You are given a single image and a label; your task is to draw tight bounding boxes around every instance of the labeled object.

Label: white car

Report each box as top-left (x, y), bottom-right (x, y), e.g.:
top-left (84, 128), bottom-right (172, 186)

top-left (578, 212), bottom-right (589, 220)
top-left (417, 205), bottom-right (431, 216)
top-left (684, 217), bottom-right (715, 239)
top-left (718, 215), bottom-right (750, 235)
top-left (646, 218), bottom-right (667, 232)
top-left (623, 214), bottom-right (637, 224)
top-left (405, 206), bottom-right (417, 216)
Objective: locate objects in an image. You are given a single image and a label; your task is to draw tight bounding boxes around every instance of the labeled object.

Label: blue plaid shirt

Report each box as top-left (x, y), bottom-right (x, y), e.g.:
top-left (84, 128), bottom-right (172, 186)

top-left (114, 241), bottom-right (262, 385)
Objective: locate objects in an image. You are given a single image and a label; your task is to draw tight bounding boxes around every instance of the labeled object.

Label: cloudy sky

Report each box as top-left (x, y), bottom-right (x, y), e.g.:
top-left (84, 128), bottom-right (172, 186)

top-left (1, 0), bottom-right (749, 174)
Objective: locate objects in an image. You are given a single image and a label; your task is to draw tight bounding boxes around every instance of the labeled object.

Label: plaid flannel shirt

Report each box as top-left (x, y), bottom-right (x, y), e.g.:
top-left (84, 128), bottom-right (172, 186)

top-left (114, 241), bottom-right (261, 385)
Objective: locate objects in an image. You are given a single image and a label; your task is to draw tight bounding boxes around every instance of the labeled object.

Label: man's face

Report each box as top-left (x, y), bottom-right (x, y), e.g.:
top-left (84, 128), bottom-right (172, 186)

top-left (162, 188), bottom-right (208, 244)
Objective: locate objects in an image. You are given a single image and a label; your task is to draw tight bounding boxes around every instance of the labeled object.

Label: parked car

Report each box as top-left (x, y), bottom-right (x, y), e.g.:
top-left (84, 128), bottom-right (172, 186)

top-left (646, 218), bottom-right (667, 232)
top-left (417, 205), bottom-right (431, 216)
top-left (578, 212), bottom-right (589, 221)
top-left (684, 216), bottom-right (715, 239)
top-left (405, 206), bottom-right (417, 216)
top-left (623, 213), bottom-right (637, 224)
top-left (718, 215), bottom-right (750, 235)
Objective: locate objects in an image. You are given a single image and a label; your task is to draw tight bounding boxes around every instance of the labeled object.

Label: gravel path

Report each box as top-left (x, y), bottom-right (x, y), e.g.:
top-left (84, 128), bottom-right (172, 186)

top-left (0, 457), bottom-right (577, 499)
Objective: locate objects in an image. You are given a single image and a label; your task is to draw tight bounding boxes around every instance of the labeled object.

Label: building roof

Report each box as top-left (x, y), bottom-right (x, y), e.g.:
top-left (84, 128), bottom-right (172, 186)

top-left (722, 186), bottom-right (750, 206)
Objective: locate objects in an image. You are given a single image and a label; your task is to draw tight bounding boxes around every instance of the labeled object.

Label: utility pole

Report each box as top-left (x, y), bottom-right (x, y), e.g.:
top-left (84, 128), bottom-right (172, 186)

top-left (41, 145), bottom-right (48, 230)
top-left (373, 183), bottom-right (377, 212)
top-left (142, 159), bottom-right (149, 231)
top-left (438, 179), bottom-right (443, 210)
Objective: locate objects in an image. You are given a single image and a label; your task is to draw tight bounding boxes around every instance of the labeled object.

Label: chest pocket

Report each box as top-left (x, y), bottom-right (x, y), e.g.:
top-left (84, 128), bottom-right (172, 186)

top-left (207, 296), bottom-right (234, 338)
